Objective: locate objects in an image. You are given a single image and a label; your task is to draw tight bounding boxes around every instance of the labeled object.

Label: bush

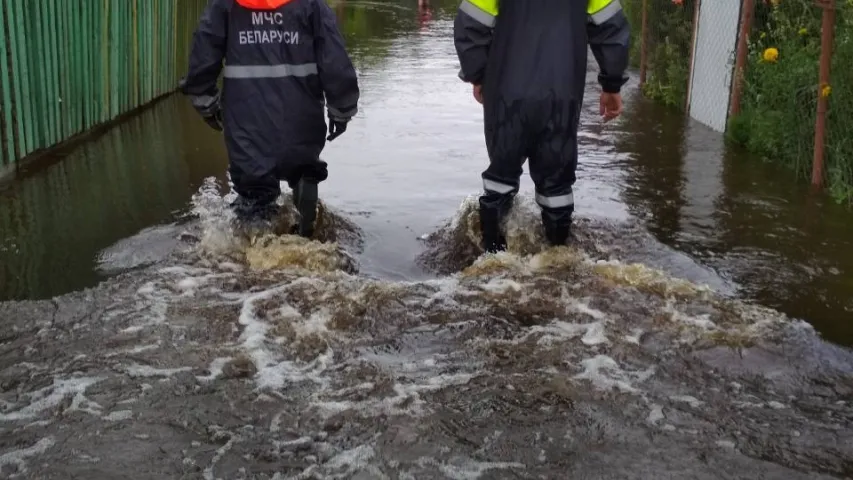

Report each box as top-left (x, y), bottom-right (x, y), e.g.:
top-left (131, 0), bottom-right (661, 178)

top-left (623, 0), bottom-right (697, 111)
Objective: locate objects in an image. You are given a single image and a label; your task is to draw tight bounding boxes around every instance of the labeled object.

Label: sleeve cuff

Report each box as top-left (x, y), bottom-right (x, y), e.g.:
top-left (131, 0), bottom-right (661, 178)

top-left (458, 68), bottom-right (484, 85)
top-left (599, 74), bottom-right (628, 93)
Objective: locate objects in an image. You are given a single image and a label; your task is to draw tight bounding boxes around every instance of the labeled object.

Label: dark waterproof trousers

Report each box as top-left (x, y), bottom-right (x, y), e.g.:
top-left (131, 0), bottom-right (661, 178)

top-left (228, 148), bottom-right (329, 206)
top-left (480, 96), bottom-right (579, 245)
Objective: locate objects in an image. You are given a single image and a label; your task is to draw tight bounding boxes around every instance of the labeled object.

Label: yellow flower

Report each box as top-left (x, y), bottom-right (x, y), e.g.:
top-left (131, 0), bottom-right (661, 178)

top-left (821, 84), bottom-right (832, 98)
top-left (763, 47), bottom-right (779, 63)
top-left (798, 27), bottom-right (808, 36)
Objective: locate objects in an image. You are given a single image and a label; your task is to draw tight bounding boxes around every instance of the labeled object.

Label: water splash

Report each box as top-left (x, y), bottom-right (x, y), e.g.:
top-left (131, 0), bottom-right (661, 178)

top-left (418, 194), bottom-right (549, 274)
top-left (186, 177), bottom-right (363, 273)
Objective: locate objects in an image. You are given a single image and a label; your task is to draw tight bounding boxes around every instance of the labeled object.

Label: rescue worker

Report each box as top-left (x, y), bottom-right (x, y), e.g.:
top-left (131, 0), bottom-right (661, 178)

top-left (180, 0), bottom-right (360, 238)
top-left (454, 0), bottom-right (630, 252)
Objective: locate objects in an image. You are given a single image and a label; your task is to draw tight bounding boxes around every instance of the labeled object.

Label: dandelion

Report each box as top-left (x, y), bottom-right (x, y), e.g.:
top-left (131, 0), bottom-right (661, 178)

top-left (821, 84), bottom-right (832, 98)
top-left (763, 47), bottom-right (779, 63)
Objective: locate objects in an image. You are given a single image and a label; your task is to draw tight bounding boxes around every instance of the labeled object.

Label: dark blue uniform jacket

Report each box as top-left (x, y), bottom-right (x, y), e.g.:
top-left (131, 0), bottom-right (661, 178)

top-left (181, 0), bottom-right (359, 190)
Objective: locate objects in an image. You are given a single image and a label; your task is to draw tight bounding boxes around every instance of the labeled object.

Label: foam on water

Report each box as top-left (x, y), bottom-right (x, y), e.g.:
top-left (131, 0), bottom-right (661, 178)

top-left (124, 364), bottom-right (193, 378)
top-left (236, 285), bottom-right (339, 390)
top-left (409, 456), bottom-right (526, 479)
top-left (573, 355), bottom-right (656, 393)
top-left (203, 433), bottom-right (238, 480)
top-left (322, 444), bottom-right (376, 473)
top-left (646, 404), bottom-right (665, 424)
top-left (0, 437), bottom-right (56, 476)
top-left (197, 357), bottom-right (232, 382)
top-left (102, 410), bottom-right (133, 421)
top-left (0, 377), bottom-right (103, 421)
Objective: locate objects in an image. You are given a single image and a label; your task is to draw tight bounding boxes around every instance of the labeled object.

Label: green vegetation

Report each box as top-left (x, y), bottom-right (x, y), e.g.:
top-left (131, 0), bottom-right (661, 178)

top-left (622, 0), bottom-right (696, 111)
top-left (624, 0), bottom-right (853, 203)
top-left (728, 1), bottom-right (853, 203)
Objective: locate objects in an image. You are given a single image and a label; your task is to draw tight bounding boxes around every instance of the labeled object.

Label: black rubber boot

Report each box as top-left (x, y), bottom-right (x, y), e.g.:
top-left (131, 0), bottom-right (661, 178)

top-left (480, 205), bottom-right (507, 253)
top-left (289, 182), bottom-right (301, 235)
top-left (544, 224), bottom-right (572, 246)
top-left (294, 179), bottom-right (318, 238)
top-left (541, 205), bottom-right (575, 246)
top-left (291, 182), bottom-right (302, 206)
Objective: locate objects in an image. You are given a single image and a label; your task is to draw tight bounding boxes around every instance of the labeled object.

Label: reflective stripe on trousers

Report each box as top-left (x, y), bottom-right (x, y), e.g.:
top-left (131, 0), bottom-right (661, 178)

top-left (588, 0), bottom-right (622, 25)
top-left (483, 178), bottom-right (517, 195)
top-left (536, 191), bottom-right (574, 209)
top-left (223, 63), bottom-right (318, 79)
top-left (459, 0), bottom-right (496, 27)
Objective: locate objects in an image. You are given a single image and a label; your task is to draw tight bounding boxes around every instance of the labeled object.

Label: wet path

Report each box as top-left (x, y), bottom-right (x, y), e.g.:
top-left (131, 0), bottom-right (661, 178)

top-left (1, 0), bottom-right (851, 346)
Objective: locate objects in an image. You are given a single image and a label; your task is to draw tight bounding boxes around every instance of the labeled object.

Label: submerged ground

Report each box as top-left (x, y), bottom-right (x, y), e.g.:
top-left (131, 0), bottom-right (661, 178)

top-left (1, 1), bottom-right (853, 478)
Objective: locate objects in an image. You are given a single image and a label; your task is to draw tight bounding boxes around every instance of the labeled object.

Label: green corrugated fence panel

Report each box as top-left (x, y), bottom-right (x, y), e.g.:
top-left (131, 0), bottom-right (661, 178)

top-left (0, 0), bottom-right (206, 169)
top-left (0, 0), bottom-right (14, 166)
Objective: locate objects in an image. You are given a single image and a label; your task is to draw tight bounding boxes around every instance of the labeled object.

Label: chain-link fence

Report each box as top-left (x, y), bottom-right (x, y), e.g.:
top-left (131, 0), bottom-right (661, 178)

top-left (623, 0), bottom-right (853, 204)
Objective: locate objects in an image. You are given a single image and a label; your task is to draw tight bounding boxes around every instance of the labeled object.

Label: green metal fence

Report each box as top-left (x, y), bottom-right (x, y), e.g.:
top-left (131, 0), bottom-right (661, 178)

top-left (0, 0), bottom-right (207, 170)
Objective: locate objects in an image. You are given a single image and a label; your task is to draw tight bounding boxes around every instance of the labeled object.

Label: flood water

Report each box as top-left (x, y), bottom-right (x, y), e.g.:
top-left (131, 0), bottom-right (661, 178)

top-left (1, 1), bottom-right (853, 478)
top-left (1, 0), bottom-right (851, 346)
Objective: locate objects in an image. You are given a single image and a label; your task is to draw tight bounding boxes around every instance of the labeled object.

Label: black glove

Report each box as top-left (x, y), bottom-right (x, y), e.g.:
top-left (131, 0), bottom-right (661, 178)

top-left (192, 93), bottom-right (223, 132)
top-left (326, 115), bottom-right (348, 142)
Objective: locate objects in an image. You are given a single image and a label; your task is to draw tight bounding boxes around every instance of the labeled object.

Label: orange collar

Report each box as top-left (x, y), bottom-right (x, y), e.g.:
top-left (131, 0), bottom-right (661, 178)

top-left (235, 0), bottom-right (294, 9)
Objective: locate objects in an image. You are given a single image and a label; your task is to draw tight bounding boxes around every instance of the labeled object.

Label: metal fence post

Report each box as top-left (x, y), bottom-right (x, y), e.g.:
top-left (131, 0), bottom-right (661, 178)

top-left (685, 0), bottom-right (701, 112)
top-left (812, 0), bottom-right (836, 189)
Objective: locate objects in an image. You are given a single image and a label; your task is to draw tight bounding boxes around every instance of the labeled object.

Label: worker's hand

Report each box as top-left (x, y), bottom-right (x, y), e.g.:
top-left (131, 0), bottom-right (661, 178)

top-left (600, 92), bottom-right (623, 122)
top-left (473, 84), bottom-right (483, 104)
top-left (327, 116), bottom-right (348, 142)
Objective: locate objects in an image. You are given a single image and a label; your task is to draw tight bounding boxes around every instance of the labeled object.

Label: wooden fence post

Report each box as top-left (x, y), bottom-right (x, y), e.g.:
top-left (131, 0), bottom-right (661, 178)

top-left (639, 0), bottom-right (648, 87)
top-left (812, 0), bottom-right (836, 189)
top-left (729, 0), bottom-right (755, 118)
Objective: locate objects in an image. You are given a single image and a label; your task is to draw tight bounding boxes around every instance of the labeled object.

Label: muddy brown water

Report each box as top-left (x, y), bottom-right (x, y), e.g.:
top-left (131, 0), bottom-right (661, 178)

top-left (1, 0), bottom-right (852, 478)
